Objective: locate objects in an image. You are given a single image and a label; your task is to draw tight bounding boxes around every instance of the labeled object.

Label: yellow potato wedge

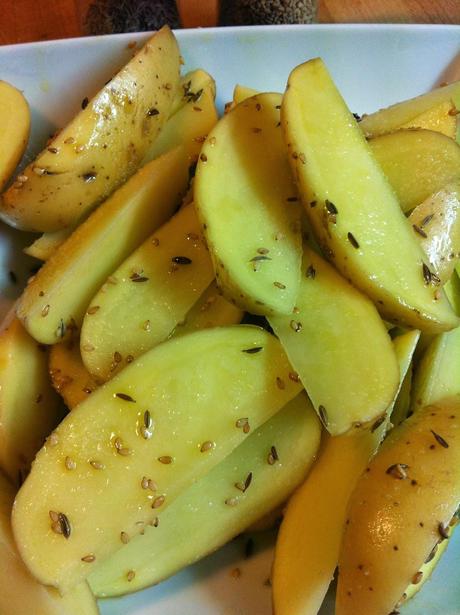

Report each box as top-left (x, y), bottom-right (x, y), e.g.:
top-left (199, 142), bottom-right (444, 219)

top-left (408, 182), bottom-right (460, 284)
top-left (17, 147), bottom-right (188, 345)
top-left (232, 84), bottom-right (258, 105)
top-left (49, 340), bottom-right (98, 410)
top-left (89, 392), bottom-right (320, 597)
top-left (282, 59), bottom-right (458, 333)
top-left (0, 316), bottom-right (61, 486)
top-left (370, 129), bottom-right (460, 213)
top-left (12, 326), bottom-right (301, 593)
top-left (272, 329), bottom-right (419, 615)
top-left (269, 246), bottom-right (399, 435)
top-left (1, 26), bottom-right (180, 232)
top-left (24, 228), bottom-right (73, 262)
top-left (336, 397), bottom-right (460, 615)
top-left (81, 203), bottom-right (214, 382)
top-left (0, 80), bottom-right (30, 191)
top-left (171, 281), bottom-right (243, 337)
top-left (145, 84), bottom-right (218, 165)
top-left (389, 360), bottom-right (413, 427)
top-left (401, 99), bottom-right (457, 138)
top-left (360, 79), bottom-right (460, 138)
top-left (195, 93), bottom-right (303, 316)
top-left (169, 69), bottom-right (216, 116)
top-left (0, 471), bottom-right (98, 615)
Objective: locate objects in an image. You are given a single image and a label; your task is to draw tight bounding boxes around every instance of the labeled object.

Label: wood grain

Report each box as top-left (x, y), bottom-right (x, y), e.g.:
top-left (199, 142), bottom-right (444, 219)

top-left (0, 0), bottom-right (458, 45)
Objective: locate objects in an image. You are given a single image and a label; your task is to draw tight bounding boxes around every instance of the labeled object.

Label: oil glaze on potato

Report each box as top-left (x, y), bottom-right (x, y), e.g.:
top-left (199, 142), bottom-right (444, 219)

top-left (336, 397), bottom-right (460, 615)
top-left (195, 93), bottom-right (302, 316)
top-left (89, 393), bottom-right (320, 597)
top-left (0, 472), bottom-right (99, 615)
top-left (282, 59), bottom-right (458, 333)
top-left (12, 326), bottom-right (302, 593)
top-left (81, 203), bottom-right (215, 382)
top-left (272, 330), bottom-right (419, 615)
top-left (1, 26), bottom-right (180, 232)
top-left (0, 80), bottom-right (30, 191)
top-left (400, 99), bottom-right (457, 138)
top-left (269, 246), bottom-right (399, 435)
top-left (49, 340), bottom-right (98, 410)
top-left (17, 147), bottom-right (188, 345)
top-left (0, 317), bottom-right (61, 485)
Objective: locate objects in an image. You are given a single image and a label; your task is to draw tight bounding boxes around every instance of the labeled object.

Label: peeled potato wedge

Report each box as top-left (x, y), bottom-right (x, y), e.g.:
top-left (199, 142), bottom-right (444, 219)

top-left (336, 397), bottom-right (460, 615)
top-left (17, 146), bottom-right (188, 345)
top-left (401, 99), bottom-right (457, 138)
top-left (269, 246), bottom-right (399, 435)
top-left (81, 202), bottom-right (214, 382)
top-left (0, 80), bottom-right (30, 191)
top-left (359, 79), bottom-right (460, 138)
top-left (282, 59), bottom-right (458, 333)
top-left (1, 26), bottom-right (180, 232)
top-left (272, 329), bottom-right (419, 615)
top-left (12, 326), bottom-right (302, 593)
top-left (370, 129), bottom-right (460, 213)
top-left (408, 182), bottom-right (460, 284)
top-left (89, 392), bottom-right (320, 597)
top-left (0, 472), bottom-right (98, 615)
top-left (0, 316), bottom-right (61, 485)
top-left (49, 340), bottom-right (98, 410)
top-left (195, 93), bottom-right (302, 316)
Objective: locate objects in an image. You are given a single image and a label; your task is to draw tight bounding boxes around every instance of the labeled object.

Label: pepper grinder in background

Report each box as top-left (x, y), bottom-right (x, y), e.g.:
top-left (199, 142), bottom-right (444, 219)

top-left (84, 0), bottom-right (318, 34)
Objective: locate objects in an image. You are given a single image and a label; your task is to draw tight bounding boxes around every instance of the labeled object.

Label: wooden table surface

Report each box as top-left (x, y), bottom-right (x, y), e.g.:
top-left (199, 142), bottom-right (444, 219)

top-left (1, 0), bottom-right (459, 46)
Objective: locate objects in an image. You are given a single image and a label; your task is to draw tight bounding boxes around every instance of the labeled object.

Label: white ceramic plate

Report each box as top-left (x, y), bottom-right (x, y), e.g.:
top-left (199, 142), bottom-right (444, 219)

top-left (1, 23), bottom-right (460, 615)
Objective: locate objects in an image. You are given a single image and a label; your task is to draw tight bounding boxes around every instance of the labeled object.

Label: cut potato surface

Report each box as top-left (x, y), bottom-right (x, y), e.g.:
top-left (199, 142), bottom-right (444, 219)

top-left (401, 99), bottom-right (457, 138)
top-left (282, 59), bottom-right (458, 333)
top-left (195, 93), bottom-right (302, 316)
top-left (12, 326), bottom-right (302, 593)
top-left (145, 85), bottom-right (217, 165)
top-left (171, 281), bottom-right (243, 337)
top-left (336, 397), bottom-right (460, 615)
top-left (81, 202), bottom-right (214, 382)
top-left (49, 340), bottom-right (98, 410)
top-left (0, 317), bottom-right (61, 485)
top-left (0, 472), bottom-right (98, 615)
top-left (269, 246), bottom-right (399, 435)
top-left (89, 392), bottom-right (320, 597)
top-left (1, 26), bottom-right (180, 232)
top-left (169, 69), bottom-right (216, 116)
top-left (17, 147), bottom-right (188, 345)
top-left (272, 329), bottom-right (419, 615)
top-left (360, 79), bottom-right (460, 138)
top-left (24, 228), bottom-right (73, 262)
top-left (370, 128), bottom-right (460, 213)
top-left (0, 80), bottom-right (30, 191)
top-left (408, 182), bottom-right (460, 284)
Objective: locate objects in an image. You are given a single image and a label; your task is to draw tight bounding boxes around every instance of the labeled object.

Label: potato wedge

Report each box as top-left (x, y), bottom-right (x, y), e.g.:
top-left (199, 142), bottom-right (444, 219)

top-left (232, 84), bottom-right (258, 105)
top-left (408, 182), bottom-right (460, 284)
top-left (195, 93), bottom-right (302, 316)
top-left (0, 80), bottom-right (30, 191)
top-left (0, 472), bottom-right (98, 615)
top-left (12, 326), bottom-right (301, 593)
top-left (145, 85), bottom-right (217, 165)
top-left (401, 99), bottom-right (457, 138)
top-left (272, 329), bottom-right (419, 615)
top-left (269, 246), bottom-right (399, 435)
top-left (1, 26), bottom-right (180, 232)
top-left (89, 392), bottom-right (320, 597)
top-left (51, 284), bottom-right (242, 409)
top-left (24, 228), bottom-right (73, 262)
top-left (49, 340), bottom-right (98, 410)
top-left (171, 281), bottom-right (243, 337)
top-left (389, 360), bottom-right (413, 427)
top-left (0, 317), bottom-right (61, 485)
top-left (336, 397), bottom-right (460, 615)
top-left (17, 146), bottom-right (188, 344)
top-left (169, 69), bottom-right (216, 116)
top-left (370, 129), bottom-right (460, 213)
top-left (360, 79), bottom-right (460, 138)
top-left (282, 59), bottom-right (458, 333)
top-left (81, 203), bottom-right (214, 382)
